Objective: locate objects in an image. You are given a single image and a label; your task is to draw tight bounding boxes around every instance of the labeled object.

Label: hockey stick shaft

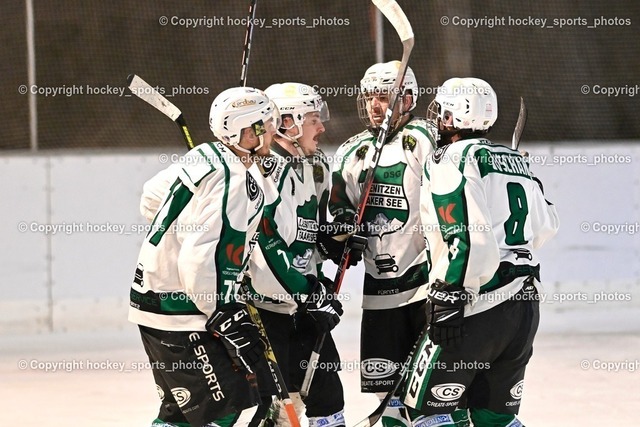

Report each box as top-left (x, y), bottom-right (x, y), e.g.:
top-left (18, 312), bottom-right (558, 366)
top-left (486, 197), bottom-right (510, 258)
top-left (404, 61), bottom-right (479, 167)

top-left (240, 0), bottom-right (258, 87)
top-left (300, 0), bottom-right (414, 398)
top-left (237, 236), bottom-right (302, 427)
top-left (127, 74), bottom-right (195, 150)
top-left (511, 97), bottom-right (527, 150)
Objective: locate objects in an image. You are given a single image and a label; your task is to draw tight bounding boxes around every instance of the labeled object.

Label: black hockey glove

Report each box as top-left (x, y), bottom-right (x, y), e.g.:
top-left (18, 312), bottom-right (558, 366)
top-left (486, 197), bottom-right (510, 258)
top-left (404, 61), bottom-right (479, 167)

top-left (206, 303), bottom-right (264, 372)
top-left (300, 276), bottom-right (344, 333)
top-left (428, 279), bottom-right (470, 348)
top-left (316, 222), bottom-right (367, 267)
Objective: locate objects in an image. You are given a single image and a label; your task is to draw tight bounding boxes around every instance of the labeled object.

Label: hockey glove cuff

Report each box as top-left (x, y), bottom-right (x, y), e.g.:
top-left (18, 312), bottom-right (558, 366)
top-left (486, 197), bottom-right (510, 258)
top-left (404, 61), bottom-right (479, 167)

top-left (206, 303), bottom-right (264, 373)
top-left (428, 279), bottom-right (470, 348)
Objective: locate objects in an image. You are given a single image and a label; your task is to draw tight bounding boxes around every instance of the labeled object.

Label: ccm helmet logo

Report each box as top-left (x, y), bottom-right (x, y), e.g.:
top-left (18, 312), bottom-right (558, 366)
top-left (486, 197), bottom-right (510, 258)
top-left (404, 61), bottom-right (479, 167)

top-left (510, 380), bottom-right (524, 399)
top-left (171, 387), bottom-right (191, 408)
top-left (361, 358), bottom-right (396, 380)
top-left (431, 383), bottom-right (465, 401)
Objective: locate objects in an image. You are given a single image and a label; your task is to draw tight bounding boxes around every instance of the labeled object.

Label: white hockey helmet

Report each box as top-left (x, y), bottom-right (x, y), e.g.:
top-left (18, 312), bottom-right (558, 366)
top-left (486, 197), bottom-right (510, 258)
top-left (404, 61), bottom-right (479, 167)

top-left (209, 87), bottom-right (280, 153)
top-left (428, 77), bottom-right (498, 132)
top-left (264, 82), bottom-right (329, 140)
top-left (357, 61), bottom-right (419, 128)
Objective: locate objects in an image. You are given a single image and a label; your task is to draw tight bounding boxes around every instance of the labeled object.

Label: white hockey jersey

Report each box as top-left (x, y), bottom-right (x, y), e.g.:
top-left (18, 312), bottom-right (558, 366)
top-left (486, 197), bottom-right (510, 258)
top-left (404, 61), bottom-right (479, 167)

top-left (422, 138), bottom-right (560, 316)
top-left (129, 142), bottom-right (265, 331)
top-left (247, 144), bottom-right (321, 315)
top-left (330, 117), bottom-right (437, 310)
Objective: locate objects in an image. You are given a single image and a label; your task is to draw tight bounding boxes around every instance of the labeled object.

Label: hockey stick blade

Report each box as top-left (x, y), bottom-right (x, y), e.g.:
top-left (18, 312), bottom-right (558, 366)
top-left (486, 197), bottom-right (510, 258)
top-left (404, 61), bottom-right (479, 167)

top-left (372, 0), bottom-right (414, 42)
top-left (127, 74), bottom-right (195, 149)
top-left (300, 0), bottom-right (414, 399)
top-left (511, 97), bottom-right (527, 150)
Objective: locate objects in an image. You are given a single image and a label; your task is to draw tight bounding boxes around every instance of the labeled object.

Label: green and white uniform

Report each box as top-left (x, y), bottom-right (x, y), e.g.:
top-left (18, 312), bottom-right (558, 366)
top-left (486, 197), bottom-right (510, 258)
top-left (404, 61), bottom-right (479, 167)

top-left (402, 138), bottom-right (559, 424)
top-left (330, 116), bottom-right (437, 310)
top-left (129, 141), bottom-right (265, 331)
top-left (420, 138), bottom-right (559, 313)
top-left (248, 144), bottom-right (345, 426)
top-left (247, 144), bottom-right (320, 314)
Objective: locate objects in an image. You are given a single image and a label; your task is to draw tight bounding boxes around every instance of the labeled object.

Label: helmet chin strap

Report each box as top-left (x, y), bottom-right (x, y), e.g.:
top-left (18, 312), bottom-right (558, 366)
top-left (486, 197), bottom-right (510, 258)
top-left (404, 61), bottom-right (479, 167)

top-left (276, 125), bottom-right (307, 158)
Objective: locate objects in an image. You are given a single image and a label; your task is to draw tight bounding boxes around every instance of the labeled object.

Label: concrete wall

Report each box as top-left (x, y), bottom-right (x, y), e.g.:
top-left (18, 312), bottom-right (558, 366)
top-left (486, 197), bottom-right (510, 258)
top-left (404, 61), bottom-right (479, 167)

top-left (2, 142), bottom-right (639, 333)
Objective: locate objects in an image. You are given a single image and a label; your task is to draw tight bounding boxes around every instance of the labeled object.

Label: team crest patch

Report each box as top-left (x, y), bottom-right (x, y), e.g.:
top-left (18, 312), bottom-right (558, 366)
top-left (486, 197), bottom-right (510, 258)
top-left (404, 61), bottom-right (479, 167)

top-left (402, 134), bottom-right (417, 152)
top-left (356, 145), bottom-right (369, 160)
top-left (312, 164), bottom-right (324, 183)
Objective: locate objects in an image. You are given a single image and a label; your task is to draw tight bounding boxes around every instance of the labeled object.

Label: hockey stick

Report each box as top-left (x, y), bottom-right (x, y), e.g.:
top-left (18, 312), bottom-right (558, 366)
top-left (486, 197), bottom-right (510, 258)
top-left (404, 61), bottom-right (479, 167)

top-left (127, 74), bottom-right (195, 150)
top-left (300, 0), bottom-right (415, 399)
top-left (128, 75), bottom-right (300, 426)
top-left (240, 0), bottom-right (258, 87)
top-left (511, 97), bottom-right (527, 150)
top-left (236, 236), bottom-right (301, 427)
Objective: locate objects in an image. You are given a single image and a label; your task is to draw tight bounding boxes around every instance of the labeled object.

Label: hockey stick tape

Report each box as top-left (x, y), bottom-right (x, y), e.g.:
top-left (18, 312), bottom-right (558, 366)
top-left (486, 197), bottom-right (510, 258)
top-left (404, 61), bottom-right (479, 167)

top-left (371, 0), bottom-right (414, 42)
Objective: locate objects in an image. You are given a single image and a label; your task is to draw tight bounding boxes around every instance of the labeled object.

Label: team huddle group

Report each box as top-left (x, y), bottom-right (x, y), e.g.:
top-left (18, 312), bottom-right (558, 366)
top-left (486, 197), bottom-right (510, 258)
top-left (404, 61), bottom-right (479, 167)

top-left (129, 60), bottom-right (559, 427)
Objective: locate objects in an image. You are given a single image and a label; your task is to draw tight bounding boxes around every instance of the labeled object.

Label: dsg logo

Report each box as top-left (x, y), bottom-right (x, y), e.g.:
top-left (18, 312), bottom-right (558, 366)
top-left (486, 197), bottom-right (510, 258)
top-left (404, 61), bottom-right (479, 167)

top-left (361, 358), bottom-right (397, 379)
top-left (171, 387), bottom-right (192, 408)
top-left (431, 383), bottom-right (465, 401)
top-left (510, 380), bottom-right (524, 399)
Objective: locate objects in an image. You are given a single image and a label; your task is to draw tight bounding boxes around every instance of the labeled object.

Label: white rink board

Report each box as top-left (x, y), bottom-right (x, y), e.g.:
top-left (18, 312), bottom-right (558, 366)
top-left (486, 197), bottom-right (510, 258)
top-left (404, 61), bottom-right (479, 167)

top-left (1, 142), bottom-right (640, 332)
top-left (1, 143), bottom-right (640, 425)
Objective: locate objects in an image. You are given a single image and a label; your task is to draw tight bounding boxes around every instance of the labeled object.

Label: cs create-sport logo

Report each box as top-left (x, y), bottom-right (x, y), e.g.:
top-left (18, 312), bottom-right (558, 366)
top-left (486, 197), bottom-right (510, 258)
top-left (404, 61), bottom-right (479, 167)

top-left (431, 383), bottom-right (465, 401)
top-left (361, 358), bottom-right (397, 380)
top-left (171, 387), bottom-right (192, 408)
top-left (510, 380), bottom-right (524, 399)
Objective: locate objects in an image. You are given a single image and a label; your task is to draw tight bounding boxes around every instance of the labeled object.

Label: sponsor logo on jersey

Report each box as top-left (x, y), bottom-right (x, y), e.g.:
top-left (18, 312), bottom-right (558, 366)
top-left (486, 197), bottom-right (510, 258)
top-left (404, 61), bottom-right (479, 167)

top-left (170, 387), bottom-right (191, 408)
top-left (361, 358), bottom-right (397, 379)
top-left (510, 379), bottom-right (524, 399)
top-left (437, 203), bottom-right (457, 224)
top-left (432, 144), bottom-right (450, 164)
top-left (373, 253), bottom-right (399, 274)
top-left (246, 170), bottom-right (262, 204)
top-left (226, 244), bottom-right (244, 266)
top-left (261, 156), bottom-right (277, 177)
top-left (367, 212), bottom-right (404, 238)
top-left (431, 383), bottom-right (465, 401)
top-left (363, 163), bottom-right (409, 238)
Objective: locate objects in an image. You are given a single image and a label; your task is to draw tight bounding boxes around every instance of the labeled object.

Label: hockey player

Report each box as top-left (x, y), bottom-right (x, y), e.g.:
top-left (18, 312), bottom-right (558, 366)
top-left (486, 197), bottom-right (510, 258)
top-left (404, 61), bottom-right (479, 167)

top-left (401, 78), bottom-right (560, 427)
top-left (129, 86), bottom-right (279, 427)
top-left (245, 82), bottom-right (353, 427)
top-left (328, 61), bottom-right (437, 427)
